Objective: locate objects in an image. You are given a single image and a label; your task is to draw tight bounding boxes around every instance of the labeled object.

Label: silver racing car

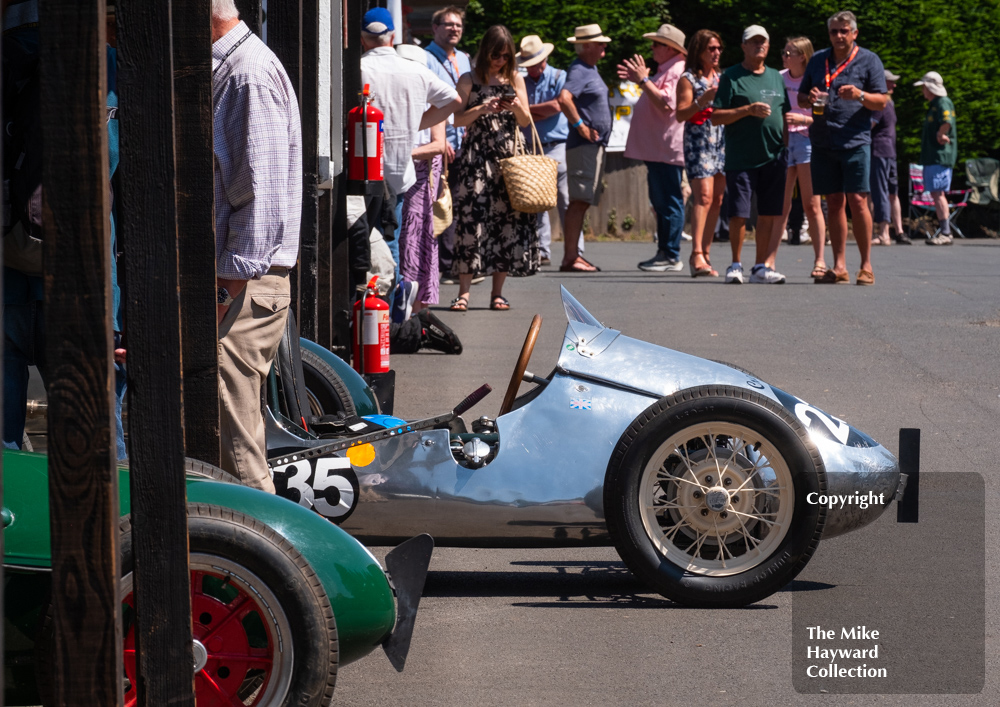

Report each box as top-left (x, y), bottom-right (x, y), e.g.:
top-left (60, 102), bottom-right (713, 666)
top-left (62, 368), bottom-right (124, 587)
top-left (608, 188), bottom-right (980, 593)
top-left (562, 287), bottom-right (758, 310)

top-left (264, 287), bottom-right (910, 608)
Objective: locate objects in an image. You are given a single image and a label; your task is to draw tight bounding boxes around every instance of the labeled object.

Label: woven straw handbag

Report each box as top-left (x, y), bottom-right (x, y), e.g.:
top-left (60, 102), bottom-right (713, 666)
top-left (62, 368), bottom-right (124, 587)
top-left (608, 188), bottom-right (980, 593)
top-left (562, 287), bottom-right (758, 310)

top-left (499, 114), bottom-right (558, 214)
top-left (432, 159), bottom-right (453, 237)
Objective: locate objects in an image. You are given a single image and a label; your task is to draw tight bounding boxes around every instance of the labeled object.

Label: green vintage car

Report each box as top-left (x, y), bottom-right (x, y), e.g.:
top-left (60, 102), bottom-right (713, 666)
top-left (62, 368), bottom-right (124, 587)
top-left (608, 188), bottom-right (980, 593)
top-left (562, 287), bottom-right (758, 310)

top-left (3, 450), bottom-right (431, 706)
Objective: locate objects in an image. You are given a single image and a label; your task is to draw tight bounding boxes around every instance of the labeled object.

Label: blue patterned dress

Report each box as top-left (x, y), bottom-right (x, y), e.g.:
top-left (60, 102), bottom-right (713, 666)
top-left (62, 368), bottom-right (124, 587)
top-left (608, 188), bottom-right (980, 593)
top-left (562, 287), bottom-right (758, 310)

top-left (681, 70), bottom-right (725, 179)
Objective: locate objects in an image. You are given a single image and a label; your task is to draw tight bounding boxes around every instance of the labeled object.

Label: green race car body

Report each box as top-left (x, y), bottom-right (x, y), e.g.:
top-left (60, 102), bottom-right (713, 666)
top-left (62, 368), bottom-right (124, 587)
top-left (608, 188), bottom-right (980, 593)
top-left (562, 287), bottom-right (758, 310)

top-left (3, 449), bottom-right (422, 705)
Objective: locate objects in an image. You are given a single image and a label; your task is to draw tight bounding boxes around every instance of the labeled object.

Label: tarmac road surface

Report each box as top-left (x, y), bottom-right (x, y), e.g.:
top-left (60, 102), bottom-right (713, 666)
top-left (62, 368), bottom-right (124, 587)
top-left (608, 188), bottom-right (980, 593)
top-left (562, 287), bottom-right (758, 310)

top-left (332, 238), bottom-right (999, 706)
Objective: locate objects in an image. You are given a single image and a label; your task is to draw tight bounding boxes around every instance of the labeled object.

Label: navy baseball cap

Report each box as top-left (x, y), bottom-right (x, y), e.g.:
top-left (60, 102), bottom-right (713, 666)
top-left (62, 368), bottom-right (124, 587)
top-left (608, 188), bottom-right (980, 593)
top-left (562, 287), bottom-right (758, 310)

top-left (363, 8), bottom-right (394, 35)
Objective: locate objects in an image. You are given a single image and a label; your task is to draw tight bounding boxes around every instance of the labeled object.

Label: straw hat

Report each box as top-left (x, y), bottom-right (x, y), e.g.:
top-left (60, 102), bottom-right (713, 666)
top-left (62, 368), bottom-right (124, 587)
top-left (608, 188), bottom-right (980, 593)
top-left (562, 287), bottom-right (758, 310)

top-left (642, 24), bottom-right (686, 55)
top-left (567, 24), bottom-right (612, 43)
top-left (517, 35), bottom-right (555, 67)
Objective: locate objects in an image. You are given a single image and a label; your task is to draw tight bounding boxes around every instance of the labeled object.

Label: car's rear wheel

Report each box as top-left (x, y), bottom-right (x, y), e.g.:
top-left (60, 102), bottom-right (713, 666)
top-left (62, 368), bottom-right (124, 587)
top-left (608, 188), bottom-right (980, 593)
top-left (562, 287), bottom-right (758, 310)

top-left (119, 504), bottom-right (338, 706)
top-left (301, 347), bottom-right (357, 418)
top-left (604, 386), bottom-right (827, 608)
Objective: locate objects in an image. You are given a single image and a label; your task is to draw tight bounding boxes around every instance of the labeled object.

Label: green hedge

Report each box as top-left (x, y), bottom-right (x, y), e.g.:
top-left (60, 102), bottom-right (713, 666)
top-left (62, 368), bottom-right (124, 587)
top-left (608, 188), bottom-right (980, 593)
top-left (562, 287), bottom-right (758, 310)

top-left (462, 0), bottom-right (1000, 168)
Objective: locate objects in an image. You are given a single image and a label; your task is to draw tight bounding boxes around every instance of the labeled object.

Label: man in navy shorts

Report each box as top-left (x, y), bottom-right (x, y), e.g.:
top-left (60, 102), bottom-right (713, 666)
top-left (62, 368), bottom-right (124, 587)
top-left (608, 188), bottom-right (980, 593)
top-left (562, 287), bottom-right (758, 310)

top-left (869, 69), bottom-right (909, 245)
top-left (799, 10), bottom-right (888, 285)
top-left (712, 25), bottom-right (792, 284)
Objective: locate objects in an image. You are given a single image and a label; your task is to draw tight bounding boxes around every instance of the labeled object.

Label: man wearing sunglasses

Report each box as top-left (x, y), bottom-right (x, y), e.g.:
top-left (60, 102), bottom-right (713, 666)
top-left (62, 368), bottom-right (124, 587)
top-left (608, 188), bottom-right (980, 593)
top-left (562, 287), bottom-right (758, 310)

top-left (798, 10), bottom-right (889, 286)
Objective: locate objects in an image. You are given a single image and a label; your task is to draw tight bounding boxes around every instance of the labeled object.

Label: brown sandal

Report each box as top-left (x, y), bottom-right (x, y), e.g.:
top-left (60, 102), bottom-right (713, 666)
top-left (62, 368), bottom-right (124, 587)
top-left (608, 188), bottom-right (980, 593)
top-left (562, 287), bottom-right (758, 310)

top-left (689, 252), bottom-right (714, 278)
top-left (855, 269), bottom-right (875, 286)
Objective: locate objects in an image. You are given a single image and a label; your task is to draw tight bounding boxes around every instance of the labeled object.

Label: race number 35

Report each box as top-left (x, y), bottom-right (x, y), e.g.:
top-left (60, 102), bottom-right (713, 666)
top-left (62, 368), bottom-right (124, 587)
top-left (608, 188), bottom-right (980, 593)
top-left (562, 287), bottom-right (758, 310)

top-left (271, 456), bottom-right (360, 523)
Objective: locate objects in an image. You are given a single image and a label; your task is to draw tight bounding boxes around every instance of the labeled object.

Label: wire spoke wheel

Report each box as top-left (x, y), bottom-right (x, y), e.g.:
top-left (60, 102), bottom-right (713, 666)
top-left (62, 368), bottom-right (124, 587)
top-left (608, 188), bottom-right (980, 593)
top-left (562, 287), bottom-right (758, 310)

top-left (605, 386), bottom-right (826, 607)
top-left (640, 421), bottom-right (792, 577)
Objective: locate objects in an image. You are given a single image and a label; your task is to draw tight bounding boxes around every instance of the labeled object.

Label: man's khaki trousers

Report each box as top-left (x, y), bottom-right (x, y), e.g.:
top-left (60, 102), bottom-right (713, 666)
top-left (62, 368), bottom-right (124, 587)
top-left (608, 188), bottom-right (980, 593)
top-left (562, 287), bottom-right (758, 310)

top-left (217, 271), bottom-right (290, 492)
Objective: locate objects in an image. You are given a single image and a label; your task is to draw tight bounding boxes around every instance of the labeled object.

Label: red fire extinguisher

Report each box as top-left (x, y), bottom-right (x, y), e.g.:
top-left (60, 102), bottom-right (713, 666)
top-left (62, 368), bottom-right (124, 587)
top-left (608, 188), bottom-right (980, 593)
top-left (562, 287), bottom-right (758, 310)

top-left (347, 84), bottom-right (383, 182)
top-left (352, 276), bottom-right (390, 374)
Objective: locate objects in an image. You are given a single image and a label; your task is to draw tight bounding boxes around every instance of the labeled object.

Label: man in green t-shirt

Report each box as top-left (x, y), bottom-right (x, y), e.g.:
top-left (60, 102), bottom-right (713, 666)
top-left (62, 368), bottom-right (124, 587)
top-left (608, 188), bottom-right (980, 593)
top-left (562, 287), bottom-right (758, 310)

top-left (713, 25), bottom-right (794, 284)
top-left (914, 71), bottom-right (958, 245)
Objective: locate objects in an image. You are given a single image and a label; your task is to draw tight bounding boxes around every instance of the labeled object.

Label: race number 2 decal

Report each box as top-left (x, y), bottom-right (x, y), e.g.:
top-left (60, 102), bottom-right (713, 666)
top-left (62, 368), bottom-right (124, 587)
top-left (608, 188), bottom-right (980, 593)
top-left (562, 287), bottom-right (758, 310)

top-left (271, 456), bottom-right (361, 523)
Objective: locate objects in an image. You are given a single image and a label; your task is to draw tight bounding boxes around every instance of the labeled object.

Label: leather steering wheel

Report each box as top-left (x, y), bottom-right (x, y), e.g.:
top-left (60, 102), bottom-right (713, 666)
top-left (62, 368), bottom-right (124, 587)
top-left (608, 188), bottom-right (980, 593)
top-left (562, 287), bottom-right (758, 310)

top-left (499, 315), bottom-right (542, 416)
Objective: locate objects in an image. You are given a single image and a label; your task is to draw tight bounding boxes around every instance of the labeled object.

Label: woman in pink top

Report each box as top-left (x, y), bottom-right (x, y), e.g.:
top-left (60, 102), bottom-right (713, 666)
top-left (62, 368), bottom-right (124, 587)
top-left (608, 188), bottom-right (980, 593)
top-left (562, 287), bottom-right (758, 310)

top-left (779, 36), bottom-right (827, 278)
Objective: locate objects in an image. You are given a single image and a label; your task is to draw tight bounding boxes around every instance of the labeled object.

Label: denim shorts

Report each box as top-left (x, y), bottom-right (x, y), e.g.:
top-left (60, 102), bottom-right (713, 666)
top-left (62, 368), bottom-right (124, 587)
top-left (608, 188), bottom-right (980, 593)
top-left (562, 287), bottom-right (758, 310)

top-left (786, 131), bottom-right (812, 167)
top-left (923, 164), bottom-right (953, 192)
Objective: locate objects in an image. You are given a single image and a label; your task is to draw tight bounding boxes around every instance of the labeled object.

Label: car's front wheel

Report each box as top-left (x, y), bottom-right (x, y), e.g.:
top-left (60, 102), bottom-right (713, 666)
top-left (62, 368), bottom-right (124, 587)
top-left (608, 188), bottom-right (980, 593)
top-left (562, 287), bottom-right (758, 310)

top-left (119, 504), bottom-right (338, 706)
top-left (604, 386), bottom-right (827, 608)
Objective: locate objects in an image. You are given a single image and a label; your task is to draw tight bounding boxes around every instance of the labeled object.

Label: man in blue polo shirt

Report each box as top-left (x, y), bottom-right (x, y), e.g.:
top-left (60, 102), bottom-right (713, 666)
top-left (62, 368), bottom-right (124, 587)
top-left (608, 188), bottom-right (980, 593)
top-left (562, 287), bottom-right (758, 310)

top-left (518, 34), bottom-right (571, 266)
top-left (799, 10), bottom-right (888, 286)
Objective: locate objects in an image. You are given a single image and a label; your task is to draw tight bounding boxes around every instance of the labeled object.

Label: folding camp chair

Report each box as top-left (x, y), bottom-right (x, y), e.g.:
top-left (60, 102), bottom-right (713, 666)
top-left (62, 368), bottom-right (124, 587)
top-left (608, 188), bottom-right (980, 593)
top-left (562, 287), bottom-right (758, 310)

top-left (965, 158), bottom-right (999, 208)
top-left (908, 163), bottom-right (971, 239)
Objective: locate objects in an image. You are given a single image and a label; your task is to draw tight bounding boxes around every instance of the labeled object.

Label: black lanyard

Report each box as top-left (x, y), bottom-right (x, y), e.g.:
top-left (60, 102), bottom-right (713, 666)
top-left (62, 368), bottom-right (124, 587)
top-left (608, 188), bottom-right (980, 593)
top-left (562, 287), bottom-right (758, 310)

top-left (213, 30), bottom-right (253, 77)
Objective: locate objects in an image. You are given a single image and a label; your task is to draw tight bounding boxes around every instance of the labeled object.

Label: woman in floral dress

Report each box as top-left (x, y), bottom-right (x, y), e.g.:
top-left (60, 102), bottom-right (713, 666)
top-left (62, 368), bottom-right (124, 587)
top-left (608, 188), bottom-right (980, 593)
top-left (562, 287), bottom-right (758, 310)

top-left (449, 25), bottom-right (537, 311)
top-left (676, 29), bottom-right (726, 277)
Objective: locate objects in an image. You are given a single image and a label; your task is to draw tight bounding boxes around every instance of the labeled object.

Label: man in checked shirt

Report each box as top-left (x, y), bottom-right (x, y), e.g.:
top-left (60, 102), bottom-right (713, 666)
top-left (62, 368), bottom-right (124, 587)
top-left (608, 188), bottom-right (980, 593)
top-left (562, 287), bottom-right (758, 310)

top-left (211, 0), bottom-right (301, 492)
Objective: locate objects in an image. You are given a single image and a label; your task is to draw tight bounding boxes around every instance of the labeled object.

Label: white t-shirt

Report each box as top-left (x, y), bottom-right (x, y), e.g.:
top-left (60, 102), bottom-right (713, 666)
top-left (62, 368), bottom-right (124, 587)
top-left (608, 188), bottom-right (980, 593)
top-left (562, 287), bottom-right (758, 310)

top-left (781, 69), bottom-right (811, 135)
top-left (361, 47), bottom-right (458, 194)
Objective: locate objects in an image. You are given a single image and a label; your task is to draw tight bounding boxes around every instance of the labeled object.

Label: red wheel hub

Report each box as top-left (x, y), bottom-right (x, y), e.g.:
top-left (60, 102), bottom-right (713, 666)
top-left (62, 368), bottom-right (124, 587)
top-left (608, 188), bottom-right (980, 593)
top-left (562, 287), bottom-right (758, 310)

top-left (123, 569), bottom-right (275, 706)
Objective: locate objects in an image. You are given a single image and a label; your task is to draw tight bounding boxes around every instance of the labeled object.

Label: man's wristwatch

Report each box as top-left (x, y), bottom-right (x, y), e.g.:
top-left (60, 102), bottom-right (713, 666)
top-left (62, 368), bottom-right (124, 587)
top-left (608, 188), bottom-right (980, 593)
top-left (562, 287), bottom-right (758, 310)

top-left (217, 286), bottom-right (234, 306)
top-left (858, 91), bottom-right (865, 103)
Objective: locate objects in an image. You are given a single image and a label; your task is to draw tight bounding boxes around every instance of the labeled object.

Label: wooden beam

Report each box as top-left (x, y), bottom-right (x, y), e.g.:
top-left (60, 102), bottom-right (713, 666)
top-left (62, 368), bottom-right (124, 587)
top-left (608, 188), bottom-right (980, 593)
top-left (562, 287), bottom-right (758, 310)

top-left (173, 0), bottom-right (220, 466)
top-left (39, 0), bottom-right (122, 703)
top-left (269, 0), bottom-right (318, 340)
top-left (117, 0), bottom-right (195, 704)
top-left (234, 0), bottom-right (262, 36)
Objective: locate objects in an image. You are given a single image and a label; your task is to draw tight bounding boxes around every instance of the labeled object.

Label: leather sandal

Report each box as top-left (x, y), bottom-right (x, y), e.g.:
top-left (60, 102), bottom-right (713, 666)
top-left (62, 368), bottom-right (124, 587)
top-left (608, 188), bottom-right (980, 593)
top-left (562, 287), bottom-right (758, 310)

top-left (449, 294), bottom-right (469, 311)
top-left (855, 269), bottom-right (875, 286)
top-left (810, 264), bottom-right (828, 279)
top-left (689, 252), bottom-right (714, 278)
top-left (490, 295), bottom-right (511, 311)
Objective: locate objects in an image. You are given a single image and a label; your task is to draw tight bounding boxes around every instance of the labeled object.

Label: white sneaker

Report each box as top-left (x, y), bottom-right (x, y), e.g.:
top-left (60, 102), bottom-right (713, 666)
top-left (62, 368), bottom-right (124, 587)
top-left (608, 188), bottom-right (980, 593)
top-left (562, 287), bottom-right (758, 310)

top-left (799, 233), bottom-right (812, 244)
top-left (926, 234), bottom-right (954, 245)
top-left (725, 263), bottom-right (744, 284)
top-left (749, 265), bottom-right (786, 284)
top-left (663, 259), bottom-right (684, 272)
top-left (681, 232), bottom-right (693, 241)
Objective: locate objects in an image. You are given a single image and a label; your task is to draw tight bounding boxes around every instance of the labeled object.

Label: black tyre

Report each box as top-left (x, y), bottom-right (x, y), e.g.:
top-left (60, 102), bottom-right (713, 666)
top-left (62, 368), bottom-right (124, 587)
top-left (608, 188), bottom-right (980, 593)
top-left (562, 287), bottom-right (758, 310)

top-left (604, 385), bottom-right (827, 608)
top-left (301, 347), bottom-right (357, 418)
top-left (120, 504), bottom-right (338, 706)
top-left (183, 456), bottom-right (240, 483)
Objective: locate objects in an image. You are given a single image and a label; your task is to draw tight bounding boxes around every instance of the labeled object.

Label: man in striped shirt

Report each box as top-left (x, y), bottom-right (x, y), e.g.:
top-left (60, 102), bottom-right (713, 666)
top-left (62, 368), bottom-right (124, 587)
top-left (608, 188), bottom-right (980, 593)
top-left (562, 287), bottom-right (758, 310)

top-left (212, 0), bottom-right (301, 492)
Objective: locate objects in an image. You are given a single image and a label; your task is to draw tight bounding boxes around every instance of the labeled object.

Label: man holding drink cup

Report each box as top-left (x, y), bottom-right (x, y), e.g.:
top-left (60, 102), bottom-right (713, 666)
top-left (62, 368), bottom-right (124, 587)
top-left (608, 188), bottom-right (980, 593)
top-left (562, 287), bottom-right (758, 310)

top-left (798, 10), bottom-right (888, 285)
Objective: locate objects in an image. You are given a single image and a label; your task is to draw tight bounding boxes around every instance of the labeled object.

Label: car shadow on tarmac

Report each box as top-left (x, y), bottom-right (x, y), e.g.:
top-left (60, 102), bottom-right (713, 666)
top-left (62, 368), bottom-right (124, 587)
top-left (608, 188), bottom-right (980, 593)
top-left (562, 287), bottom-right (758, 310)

top-left (423, 559), bottom-right (834, 609)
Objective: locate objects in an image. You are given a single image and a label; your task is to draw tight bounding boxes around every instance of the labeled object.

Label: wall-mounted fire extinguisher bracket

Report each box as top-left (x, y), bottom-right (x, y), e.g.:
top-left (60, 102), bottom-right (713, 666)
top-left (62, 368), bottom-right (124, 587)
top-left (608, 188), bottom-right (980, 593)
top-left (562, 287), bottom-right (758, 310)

top-left (352, 276), bottom-right (390, 375)
top-left (347, 84), bottom-right (384, 184)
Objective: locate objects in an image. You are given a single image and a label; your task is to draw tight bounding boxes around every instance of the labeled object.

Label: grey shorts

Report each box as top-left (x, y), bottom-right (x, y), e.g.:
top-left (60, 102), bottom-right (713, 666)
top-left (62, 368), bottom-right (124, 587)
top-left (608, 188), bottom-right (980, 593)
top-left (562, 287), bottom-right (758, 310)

top-left (567, 143), bottom-right (607, 205)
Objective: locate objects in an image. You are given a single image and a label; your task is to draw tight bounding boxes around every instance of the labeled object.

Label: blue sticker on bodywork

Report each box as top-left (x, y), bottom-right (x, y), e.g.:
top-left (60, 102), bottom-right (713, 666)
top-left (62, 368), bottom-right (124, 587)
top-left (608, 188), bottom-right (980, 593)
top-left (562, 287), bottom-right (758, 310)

top-left (771, 387), bottom-right (877, 448)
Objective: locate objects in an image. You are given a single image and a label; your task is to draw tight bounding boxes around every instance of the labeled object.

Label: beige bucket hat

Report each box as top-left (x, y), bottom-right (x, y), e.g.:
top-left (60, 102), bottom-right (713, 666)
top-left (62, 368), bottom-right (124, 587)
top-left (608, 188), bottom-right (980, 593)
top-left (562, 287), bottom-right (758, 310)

top-left (914, 71), bottom-right (947, 97)
top-left (567, 24), bottom-right (612, 43)
top-left (642, 24), bottom-right (687, 55)
top-left (517, 35), bottom-right (555, 67)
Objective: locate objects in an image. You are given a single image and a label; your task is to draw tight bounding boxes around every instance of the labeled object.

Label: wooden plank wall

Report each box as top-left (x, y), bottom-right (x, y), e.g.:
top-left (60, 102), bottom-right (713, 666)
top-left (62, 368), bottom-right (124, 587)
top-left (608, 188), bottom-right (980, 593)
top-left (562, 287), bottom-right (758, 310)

top-left (117, 0), bottom-right (196, 703)
top-left (38, 0), bottom-right (122, 703)
top-left (174, 0), bottom-right (220, 466)
top-left (546, 154), bottom-right (656, 241)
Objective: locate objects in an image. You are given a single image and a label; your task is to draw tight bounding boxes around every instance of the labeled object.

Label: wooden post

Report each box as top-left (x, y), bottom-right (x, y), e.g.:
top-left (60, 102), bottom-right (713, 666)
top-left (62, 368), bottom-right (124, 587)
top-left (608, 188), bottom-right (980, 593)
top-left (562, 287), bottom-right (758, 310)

top-left (117, 0), bottom-right (195, 704)
top-left (234, 0), bottom-right (262, 36)
top-left (173, 0), bottom-right (220, 466)
top-left (331, 0), bottom-right (366, 359)
top-left (39, 0), bottom-right (122, 703)
top-left (270, 0), bottom-right (320, 340)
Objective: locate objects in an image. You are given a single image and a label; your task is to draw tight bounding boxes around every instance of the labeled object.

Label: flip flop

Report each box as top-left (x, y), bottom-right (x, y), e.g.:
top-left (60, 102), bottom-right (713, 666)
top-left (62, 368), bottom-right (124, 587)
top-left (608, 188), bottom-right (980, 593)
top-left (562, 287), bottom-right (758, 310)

top-left (490, 295), bottom-right (511, 311)
top-left (810, 264), bottom-right (828, 279)
top-left (559, 256), bottom-right (600, 272)
top-left (449, 294), bottom-right (469, 311)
